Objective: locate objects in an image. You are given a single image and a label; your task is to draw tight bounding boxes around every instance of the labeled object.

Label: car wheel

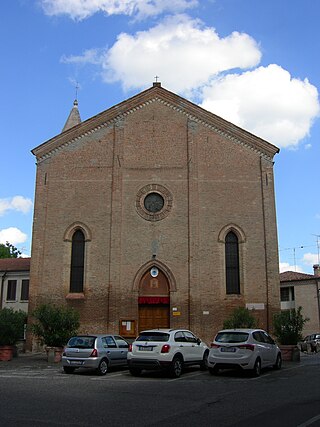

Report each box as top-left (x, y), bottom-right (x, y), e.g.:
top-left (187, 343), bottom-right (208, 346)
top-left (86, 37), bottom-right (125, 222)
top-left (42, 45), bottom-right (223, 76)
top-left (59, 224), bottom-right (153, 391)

top-left (129, 368), bottom-right (142, 377)
top-left (252, 358), bottom-right (261, 377)
top-left (208, 366), bottom-right (219, 375)
top-left (96, 359), bottom-right (108, 376)
top-left (273, 353), bottom-right (282, 370)
top-left (200, 351), bottom-right (209, 371)
top-left (169, 356), bottom-right (183, 378)
top-left (63, 367), bottom-right (75, 374)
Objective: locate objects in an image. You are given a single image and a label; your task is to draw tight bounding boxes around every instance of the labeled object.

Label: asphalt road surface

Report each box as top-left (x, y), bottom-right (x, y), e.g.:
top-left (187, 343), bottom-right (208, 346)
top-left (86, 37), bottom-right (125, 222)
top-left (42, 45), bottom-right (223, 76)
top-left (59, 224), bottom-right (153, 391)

top-left (0, 352), bottom-right (319, 426)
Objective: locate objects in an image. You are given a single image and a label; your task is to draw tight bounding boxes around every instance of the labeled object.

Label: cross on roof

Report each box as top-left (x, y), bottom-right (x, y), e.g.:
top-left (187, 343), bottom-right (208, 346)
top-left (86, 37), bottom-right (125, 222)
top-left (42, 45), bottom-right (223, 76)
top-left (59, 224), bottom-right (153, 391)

top-left (75, 81), bottom-right (80, 100)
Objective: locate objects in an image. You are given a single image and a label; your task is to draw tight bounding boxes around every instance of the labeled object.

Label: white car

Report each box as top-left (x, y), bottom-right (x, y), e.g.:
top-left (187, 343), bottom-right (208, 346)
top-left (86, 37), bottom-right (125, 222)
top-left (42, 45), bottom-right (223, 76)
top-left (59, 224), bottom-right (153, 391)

top-left (207, 329), bottom-right (282, 376)
top-left (127, 329), bottom-right (209, 378)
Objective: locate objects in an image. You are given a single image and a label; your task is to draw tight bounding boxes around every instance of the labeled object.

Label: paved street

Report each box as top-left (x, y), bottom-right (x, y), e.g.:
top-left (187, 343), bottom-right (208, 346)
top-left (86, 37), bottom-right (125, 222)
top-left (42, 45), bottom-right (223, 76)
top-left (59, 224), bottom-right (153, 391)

top-left (0, 352), bottom-right (319, 426)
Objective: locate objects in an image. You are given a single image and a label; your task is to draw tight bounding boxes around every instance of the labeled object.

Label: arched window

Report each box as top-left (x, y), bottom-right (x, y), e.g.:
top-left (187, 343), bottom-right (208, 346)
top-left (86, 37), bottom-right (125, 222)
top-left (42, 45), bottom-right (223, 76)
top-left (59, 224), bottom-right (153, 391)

top-left (225, 231), bottom-right (240, 294)
top-left (70, 229), bottom-right (85, 293)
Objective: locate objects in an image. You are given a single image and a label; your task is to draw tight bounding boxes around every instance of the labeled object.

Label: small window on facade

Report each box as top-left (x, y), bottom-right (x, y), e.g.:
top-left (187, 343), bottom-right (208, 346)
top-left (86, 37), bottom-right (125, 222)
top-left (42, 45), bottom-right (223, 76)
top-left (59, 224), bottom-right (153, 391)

top-left (21, 279), bottom-right (29, 300)
top-left (70, 229), bottom-right (85, 293)
top-left (280, 287), bottom-right (294, 302)
top-left (280, 288), bottom-right (289, 302)
top-left (225, 231), bottom-right (240, 294)
top-left (7, 280), bottom-right (17, 301)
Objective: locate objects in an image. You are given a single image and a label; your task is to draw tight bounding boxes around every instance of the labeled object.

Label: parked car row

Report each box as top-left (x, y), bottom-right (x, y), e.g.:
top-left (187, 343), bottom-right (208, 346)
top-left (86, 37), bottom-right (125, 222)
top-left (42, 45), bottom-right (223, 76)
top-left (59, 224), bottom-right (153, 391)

top-left (299, 333), bottom-right (320, 353)
top-left (61, 328), bottom-right (282, 378)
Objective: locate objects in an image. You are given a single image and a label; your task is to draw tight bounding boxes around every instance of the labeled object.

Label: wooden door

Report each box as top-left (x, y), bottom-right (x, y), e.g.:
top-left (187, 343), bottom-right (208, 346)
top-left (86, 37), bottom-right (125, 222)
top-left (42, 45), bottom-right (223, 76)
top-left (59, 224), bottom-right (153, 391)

top-left (138, 305), bottom-right (170, 332)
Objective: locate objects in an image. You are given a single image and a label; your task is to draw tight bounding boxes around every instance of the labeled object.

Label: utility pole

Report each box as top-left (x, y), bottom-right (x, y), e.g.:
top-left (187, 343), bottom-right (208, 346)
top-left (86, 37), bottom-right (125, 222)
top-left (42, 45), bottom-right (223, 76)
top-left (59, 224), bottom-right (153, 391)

top-left (312, 234), bottom-right (320, 264)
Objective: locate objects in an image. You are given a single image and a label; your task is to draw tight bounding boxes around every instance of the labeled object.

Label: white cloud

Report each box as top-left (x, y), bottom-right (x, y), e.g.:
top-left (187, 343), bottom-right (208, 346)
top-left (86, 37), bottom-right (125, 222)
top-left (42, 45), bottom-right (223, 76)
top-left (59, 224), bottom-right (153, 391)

top-left (86, 15), bottom-right (261, 93)
top-left (59, 15), bottom-right (319, 149)
top-left (279, 262), bottom-right (305, 273)
top-left (0, 196), bottom-right (33, 216)
top-left (303, 253), bottom-right (319, 266)
top-left (20, 253), bottom-right (31, 258)
top-left (40, 0), bottom-right (198, 20)
top-left (0, 227), bottom-right (28, 245)
top-left (200, 64), bottom-right (320, 148)
top-left (61, 48), bottom-right (103, 65)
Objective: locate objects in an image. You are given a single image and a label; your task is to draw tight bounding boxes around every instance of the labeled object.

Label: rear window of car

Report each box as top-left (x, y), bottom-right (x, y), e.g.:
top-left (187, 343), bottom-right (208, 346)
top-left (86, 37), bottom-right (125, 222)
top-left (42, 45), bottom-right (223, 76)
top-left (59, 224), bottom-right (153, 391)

top-left (136, 332), bottom-right (169, 342)
top-left (67, 336), bottom-right (96, 349)
top-left (215, 332), bottom-right (249, 343)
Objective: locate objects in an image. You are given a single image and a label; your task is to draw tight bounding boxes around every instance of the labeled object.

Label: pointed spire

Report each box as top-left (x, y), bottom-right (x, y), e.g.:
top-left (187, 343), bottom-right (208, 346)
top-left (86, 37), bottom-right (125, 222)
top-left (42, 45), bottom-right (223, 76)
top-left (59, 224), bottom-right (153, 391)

top-left (62, 99), bottom-right (81, 133)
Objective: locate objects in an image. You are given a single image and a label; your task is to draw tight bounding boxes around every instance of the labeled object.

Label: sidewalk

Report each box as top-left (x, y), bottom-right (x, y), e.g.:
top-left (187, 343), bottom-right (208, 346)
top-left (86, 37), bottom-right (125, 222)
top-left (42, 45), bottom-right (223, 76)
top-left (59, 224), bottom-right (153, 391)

top-left (0, 351), bottom-right (62, 370)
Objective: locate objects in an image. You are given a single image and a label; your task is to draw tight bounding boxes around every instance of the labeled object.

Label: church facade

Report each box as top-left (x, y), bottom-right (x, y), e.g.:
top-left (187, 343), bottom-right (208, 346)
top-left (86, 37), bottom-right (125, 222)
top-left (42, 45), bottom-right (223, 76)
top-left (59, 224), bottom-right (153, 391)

top-left (29, 83), bottom-right (280, 346)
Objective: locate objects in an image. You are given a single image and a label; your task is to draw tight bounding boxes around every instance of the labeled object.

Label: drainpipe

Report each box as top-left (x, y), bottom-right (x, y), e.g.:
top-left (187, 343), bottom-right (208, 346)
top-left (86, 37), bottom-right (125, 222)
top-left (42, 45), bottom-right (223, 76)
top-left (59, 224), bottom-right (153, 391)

top-left (0, 271), bottom-right (7, 310)
top-left (313, 265), bottom-right (320, 329)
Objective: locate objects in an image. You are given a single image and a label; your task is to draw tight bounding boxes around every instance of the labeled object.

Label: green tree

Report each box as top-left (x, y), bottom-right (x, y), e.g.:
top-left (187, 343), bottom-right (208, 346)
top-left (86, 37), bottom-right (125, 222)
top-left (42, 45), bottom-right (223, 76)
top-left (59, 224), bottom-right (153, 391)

top-left (0, 242), bottom-right (21, 258)
top-left (0, 308), bottom-right (27, 346)
top-left (31, 303), bottom-right (80, 347)
top-left (273, 306), bottom-right (309, 345)
top-left (223, 307), bottom-right (258, 329)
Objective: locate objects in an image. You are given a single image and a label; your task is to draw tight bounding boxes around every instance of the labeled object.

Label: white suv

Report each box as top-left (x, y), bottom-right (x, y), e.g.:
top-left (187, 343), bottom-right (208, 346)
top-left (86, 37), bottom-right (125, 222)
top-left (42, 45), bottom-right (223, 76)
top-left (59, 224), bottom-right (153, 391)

top-left (127, 329), bottom-right (209, 378)
top-left (207, 329), bottom-right (282, 376)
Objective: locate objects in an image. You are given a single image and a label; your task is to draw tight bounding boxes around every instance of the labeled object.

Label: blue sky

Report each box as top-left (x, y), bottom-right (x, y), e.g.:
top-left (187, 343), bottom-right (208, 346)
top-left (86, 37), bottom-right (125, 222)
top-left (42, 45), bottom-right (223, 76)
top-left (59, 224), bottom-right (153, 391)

top-left (0, 0), bottom-right (319, 273)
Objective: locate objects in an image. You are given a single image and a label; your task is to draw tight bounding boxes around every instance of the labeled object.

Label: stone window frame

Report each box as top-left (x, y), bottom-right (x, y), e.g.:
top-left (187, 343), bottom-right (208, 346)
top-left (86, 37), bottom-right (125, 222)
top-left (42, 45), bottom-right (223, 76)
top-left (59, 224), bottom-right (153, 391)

top-left (218, 224), bottom-right (246, 296)
top-left (63, 222), bottom-right (92, 299)
top-left (70, 229), bottom-right (85, 293)
top-left (225, 231), bottom-right (240, 295)
top-left (20, 279), bottom-right (29, 301)
top-left (6, 279), bottom-right (17, 301)
top-left (135, 184), bottom-right (173, 221)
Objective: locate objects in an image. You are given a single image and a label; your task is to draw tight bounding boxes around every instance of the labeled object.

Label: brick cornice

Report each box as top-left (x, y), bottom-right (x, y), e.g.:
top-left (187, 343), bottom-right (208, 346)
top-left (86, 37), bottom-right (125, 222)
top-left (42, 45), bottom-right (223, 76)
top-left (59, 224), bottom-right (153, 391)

top-left (32, 85), bottom-right (279, 163)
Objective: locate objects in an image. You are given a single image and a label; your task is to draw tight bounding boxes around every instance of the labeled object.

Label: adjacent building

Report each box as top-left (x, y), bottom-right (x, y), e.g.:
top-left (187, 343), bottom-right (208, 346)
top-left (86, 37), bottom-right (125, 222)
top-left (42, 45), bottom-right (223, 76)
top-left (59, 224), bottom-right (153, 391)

top-left (280, 265), bottom-right (320, 336)
top-left (28, 83), bottom-right (280, 347)
top-left (0, 257), bottom-right (30, 313)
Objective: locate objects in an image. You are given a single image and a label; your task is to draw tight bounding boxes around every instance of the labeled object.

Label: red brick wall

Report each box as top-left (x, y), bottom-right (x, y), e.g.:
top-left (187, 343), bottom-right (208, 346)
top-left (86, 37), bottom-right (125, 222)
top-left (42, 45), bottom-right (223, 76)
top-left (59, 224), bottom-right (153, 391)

top-left (28, 92), bottom-right (280, 348)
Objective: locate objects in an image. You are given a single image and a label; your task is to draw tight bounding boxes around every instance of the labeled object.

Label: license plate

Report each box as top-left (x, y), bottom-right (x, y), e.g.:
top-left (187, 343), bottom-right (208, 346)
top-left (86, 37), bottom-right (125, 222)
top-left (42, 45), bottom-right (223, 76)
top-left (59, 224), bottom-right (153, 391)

top-left (70, 360), bottom-right (83, 365)
top-left (221, 347), bottom-right (236, 353)
top-left (138, 346), bottom-right (153, 351)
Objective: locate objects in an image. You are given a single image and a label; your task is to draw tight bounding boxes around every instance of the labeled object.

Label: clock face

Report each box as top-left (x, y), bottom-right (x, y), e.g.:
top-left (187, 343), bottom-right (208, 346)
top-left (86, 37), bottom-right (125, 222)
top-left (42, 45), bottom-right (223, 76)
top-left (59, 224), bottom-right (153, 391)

top-left (144, 193), bottom-right (164, 213)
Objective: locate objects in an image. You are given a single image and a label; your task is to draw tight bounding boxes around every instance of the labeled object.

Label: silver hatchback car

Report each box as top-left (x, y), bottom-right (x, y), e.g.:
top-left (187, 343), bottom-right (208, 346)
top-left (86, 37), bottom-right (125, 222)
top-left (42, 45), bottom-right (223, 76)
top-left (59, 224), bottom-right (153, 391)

top-left (207, 329), bottom-right (282, 376)
top-left (62, 334), bottom-right (129, 375)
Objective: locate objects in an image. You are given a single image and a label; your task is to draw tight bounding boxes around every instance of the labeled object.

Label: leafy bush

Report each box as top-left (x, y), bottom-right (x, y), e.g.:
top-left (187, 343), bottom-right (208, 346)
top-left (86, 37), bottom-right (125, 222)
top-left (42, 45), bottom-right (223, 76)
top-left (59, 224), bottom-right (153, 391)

top-left (0, 308), bottom-right (27, 346)
top-left (31, 303), bottom-right (80, 347)
top-left (273, 306), bottom-right (309, 345)
top-left (223, 307), bottom-right (257, 329)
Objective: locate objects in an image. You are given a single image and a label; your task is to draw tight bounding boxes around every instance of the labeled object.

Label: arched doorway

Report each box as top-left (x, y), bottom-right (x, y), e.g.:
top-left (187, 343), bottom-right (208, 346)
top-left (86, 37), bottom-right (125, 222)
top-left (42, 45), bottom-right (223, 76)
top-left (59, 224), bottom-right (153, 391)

top-left (138, 267), bottom-right (170, 332)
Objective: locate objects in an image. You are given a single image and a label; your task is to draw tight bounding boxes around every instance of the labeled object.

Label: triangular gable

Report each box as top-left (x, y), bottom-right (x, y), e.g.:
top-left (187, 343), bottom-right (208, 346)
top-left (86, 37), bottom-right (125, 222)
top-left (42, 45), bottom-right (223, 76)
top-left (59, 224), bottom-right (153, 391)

top-left (32, 83), bottom-right (279, 163)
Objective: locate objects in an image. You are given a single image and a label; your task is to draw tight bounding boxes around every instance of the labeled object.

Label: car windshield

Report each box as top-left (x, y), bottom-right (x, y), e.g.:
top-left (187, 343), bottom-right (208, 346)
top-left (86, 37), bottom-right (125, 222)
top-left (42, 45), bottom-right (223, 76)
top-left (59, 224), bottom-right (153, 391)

top-left (67, 336), bottom-right (95, 348)
top-left (215, 332), bottom-right (249, 344)
top-left (136, 332), bottom-right (169, 342)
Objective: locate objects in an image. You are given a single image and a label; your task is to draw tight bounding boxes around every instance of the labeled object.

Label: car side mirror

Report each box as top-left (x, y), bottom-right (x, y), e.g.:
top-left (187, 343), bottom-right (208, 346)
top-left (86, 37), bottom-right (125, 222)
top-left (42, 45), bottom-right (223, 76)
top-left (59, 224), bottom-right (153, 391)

top-left (196, 338), bottom-right (201, 345)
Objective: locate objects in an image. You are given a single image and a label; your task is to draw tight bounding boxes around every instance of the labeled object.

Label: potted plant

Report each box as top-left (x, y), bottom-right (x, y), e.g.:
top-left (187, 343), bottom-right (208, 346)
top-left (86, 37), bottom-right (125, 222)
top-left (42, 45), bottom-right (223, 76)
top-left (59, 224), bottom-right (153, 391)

top-left (31, 303), bottom-right (80, 362)
top-left (0, 308), bottom-right (27, 361)
top-left (273, 306), bottom-right (309, 361)
top-left (223, 306), bottom-right (258, 329)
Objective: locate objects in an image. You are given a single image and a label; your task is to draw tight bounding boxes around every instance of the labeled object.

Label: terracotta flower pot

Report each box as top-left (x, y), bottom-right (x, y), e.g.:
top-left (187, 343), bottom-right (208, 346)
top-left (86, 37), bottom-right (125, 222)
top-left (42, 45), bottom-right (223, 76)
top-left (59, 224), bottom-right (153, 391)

top-left (45, 346), bottom-right (64, 363)
top-left (279, 344), bottom-right (300, 362)
top-left (0, 345), bottom-right (14, 361)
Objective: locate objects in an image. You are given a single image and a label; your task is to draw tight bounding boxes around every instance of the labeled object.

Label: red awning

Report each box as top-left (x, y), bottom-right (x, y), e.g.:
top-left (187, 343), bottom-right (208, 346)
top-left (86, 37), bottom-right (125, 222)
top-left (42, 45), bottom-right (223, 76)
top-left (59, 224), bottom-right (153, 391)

top-left (138, 296), bottom-right (170, 305)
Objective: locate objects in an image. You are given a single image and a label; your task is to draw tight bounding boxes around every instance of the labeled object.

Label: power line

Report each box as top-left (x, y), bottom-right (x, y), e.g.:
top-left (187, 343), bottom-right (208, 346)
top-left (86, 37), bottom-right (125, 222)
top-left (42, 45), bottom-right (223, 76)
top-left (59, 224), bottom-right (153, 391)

top-left (279, 236), bottom-right (320, 271)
